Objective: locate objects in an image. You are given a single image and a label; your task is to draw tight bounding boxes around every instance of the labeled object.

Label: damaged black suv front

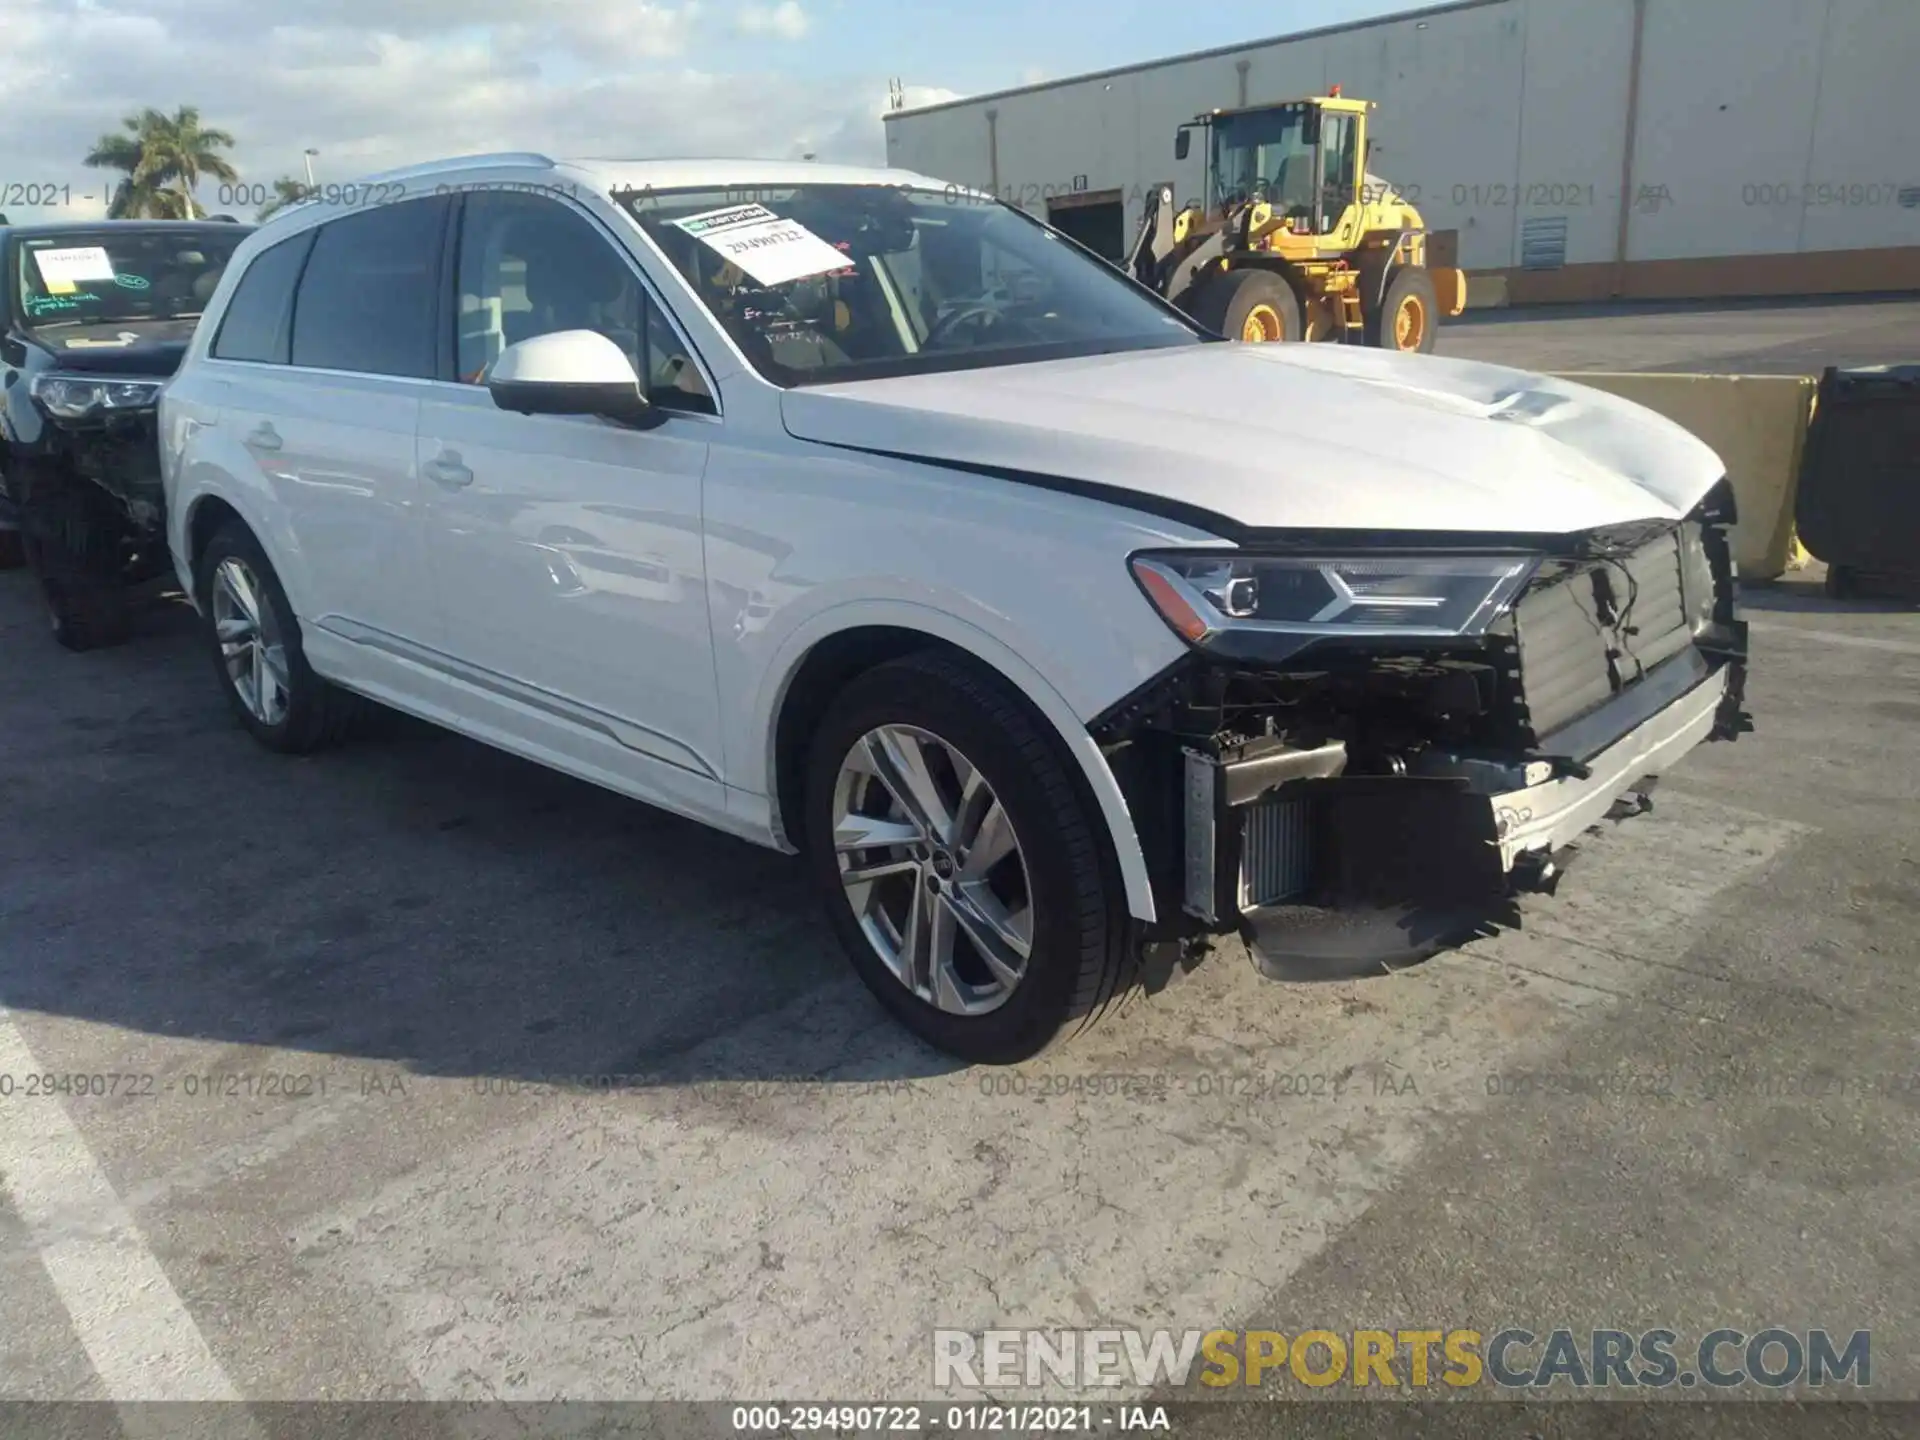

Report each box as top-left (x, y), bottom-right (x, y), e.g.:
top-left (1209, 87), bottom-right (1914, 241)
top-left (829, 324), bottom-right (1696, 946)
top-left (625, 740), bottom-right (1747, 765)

top-left (0, 220), bottom-right (250, 648)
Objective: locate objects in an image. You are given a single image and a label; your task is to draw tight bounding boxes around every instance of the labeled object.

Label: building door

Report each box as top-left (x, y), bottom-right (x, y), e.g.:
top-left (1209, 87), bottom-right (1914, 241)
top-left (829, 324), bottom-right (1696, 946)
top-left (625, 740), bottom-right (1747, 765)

top-left (1046, 190), bottom-right (1126, 263)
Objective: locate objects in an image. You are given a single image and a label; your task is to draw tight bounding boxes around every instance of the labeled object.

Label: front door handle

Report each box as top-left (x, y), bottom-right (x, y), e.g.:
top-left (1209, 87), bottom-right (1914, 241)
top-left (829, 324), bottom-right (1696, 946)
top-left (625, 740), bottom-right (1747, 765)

top-left (423, 453), bottom-right (473, 489)
top-left (244, 423), bottom-right (282, 452)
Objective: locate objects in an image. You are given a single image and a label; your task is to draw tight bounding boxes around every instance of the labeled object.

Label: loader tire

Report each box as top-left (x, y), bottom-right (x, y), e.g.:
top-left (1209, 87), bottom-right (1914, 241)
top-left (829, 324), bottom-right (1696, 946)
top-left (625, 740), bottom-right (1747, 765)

top-left (1191, 268), bottom-right (1301, 344)
top-left (1370, 267), bottom-right (1439, 354)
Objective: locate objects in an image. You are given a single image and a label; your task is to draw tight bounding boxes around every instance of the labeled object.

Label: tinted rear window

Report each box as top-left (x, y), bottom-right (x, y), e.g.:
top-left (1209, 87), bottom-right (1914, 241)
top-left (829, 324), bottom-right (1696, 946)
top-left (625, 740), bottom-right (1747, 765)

top-left (290, 198), bottom-right (447, 378)
top-left (211, 231), bottom-right (313, 364)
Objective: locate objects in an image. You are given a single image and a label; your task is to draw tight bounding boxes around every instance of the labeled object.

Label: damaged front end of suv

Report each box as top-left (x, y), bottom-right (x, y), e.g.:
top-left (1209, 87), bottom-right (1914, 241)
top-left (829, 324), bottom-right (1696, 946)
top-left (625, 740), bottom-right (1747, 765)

top-left (1, 220), bottom-right (250, 649)
top-left (9, 368), bottom-right (178, 650)
top-left (1098, 482), bottom-right (1753, 977)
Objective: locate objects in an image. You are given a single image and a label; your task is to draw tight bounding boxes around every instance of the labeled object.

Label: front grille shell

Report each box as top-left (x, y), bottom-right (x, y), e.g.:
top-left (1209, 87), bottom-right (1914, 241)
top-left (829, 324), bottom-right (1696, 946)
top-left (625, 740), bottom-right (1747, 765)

top-left (1511, 522), bottom-right (1713, 741)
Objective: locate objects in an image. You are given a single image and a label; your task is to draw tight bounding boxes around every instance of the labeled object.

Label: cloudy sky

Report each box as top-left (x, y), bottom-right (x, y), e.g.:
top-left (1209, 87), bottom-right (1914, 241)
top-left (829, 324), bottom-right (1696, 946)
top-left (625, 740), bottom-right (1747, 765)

top-left (0, 0), bottom-right (1406, 221)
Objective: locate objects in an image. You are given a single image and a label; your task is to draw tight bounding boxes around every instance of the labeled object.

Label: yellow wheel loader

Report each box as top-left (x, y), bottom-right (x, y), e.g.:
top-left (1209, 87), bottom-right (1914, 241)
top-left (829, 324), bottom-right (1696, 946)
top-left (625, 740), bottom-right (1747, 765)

top-left (1125, 92), bottom-right (1467, 352)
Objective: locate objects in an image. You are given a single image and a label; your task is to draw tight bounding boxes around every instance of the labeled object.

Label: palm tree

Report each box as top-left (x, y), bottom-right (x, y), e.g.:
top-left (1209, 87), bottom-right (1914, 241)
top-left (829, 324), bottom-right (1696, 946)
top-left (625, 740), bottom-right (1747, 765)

top-left (85, 106), bottom-right (239, 219)
top-left (85, 114), bottom-right (179, 219)
top-left (257, 177), bottom-right (312, 221)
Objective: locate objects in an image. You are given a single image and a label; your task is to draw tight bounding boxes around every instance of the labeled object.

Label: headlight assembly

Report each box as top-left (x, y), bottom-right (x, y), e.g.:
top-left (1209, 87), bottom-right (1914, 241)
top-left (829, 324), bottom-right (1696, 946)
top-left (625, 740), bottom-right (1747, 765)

top-left (1131, 550), bottom-right (1539, 660)
top-left (29, 374), bottom-right (164, 420)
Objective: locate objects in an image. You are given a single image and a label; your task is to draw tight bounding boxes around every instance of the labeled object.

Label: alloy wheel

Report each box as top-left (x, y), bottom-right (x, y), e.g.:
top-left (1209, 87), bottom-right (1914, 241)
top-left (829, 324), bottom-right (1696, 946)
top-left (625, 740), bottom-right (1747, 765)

top-left (211, 556), bottom-right (291, 726)
top-left (831, 724), bottom-right (1035, 1016)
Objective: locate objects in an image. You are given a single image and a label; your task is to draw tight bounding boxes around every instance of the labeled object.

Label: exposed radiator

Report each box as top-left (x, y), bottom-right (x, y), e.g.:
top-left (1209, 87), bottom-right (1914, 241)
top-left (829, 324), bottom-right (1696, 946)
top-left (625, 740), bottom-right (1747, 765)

top-left (1238, 796), bottom-right (1312, 908)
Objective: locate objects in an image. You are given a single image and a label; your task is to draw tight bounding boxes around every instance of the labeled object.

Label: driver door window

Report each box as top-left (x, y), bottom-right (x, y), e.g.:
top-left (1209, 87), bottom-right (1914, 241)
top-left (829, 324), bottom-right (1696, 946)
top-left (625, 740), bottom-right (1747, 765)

top-left (1319, 114), bottom-right (1360, 239)
top-left (455, 192), bottom-right (713, 413)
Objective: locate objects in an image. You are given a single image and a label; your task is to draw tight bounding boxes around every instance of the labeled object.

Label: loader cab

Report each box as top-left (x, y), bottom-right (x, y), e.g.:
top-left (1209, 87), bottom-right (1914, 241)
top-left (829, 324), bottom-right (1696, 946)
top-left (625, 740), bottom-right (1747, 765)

top-left (1177, 95), bottom-right (1371, 253)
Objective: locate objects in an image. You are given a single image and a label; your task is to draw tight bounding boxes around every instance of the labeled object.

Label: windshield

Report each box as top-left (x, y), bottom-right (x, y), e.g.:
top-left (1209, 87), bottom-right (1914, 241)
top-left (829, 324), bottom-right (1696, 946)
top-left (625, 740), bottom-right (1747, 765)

top-left (1212, 107), bottom-right (1317, 214)
top-left (13, 229), bottom-right (249, 328)
top-left (621, 184), bottom-right (1202, 387)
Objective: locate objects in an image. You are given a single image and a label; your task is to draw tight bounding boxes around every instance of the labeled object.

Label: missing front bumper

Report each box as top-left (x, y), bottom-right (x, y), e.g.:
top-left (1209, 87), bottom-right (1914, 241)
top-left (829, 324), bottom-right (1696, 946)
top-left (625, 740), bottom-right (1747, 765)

top-left (1181, 660), bottom-right (1732, 977)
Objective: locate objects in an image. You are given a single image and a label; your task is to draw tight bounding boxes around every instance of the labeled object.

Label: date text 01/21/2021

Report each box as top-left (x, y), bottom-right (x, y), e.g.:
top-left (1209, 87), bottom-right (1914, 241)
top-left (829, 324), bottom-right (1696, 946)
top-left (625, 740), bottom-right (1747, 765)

top-left (0, 1072), bottom-right (408, 1099)
top-left (730, 1406), bottom-right (1171, 1433)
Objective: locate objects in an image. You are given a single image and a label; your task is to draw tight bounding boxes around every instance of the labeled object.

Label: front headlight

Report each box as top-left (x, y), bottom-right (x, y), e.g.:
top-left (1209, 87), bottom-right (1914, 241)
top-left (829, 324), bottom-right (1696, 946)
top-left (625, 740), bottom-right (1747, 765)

top-left (1131, 550), bottom-right (1538, 659)
top-left (29, 374), bottom-right (164, 420)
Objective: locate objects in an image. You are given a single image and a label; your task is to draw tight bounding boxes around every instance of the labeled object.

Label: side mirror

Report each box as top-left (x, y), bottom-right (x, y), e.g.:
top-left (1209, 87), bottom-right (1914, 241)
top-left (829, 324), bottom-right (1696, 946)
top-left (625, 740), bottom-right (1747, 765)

top-left (1174, 130), bottom-right (1191, 161)
top-left (486, 330), bottom-right (653, 425)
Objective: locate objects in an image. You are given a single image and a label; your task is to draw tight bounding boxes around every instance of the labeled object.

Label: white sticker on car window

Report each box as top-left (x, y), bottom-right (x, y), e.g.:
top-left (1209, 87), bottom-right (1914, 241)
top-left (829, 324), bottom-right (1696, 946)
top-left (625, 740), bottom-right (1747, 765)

top-left (670, 205), bottom-right (854, 287)
top-left (32, 246), bottom-right (117, 286)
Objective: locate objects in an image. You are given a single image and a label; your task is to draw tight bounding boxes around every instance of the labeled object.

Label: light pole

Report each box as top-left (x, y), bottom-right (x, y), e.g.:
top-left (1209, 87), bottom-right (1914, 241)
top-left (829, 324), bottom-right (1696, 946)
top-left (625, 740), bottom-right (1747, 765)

top-left (302, 149), bottom-right (319, 188)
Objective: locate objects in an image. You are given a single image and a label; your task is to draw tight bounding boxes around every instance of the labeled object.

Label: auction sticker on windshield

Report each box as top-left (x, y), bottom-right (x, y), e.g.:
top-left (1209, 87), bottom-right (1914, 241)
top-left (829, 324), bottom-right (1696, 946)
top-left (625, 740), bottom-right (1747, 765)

top-left (670, 204), bottom-right (853, 287)
top-left (31, 245), bottom-right (117, 294)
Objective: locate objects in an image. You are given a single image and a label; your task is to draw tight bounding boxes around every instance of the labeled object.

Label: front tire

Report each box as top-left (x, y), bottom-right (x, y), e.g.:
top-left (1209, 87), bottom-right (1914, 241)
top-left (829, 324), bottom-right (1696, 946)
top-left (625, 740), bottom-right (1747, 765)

top-left (1369, 267), bottom-right (1440, 353)
top-left (1190, 268), bottom-right (1302, 343)
top-left (195, 520), bottom-right (370, 753)
top-left (16, 465), bottom-right (134, 651)
top-left (0, 459), bottom-right (22, 570)
top-left (804, 652), bottom-right (1137, 1063)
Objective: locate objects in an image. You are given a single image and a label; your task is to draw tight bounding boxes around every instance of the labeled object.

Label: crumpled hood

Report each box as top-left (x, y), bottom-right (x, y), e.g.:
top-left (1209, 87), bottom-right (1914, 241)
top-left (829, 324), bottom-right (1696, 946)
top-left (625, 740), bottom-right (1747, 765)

top-left (781, 341), bottom-right (1726, 538)
top-left (25, 317), bottom-right (197, 377)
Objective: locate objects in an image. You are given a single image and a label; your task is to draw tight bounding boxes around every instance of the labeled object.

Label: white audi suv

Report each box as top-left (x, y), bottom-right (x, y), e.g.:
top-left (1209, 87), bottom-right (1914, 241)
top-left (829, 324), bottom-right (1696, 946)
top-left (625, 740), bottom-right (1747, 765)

top-left (160, 154), bottom-right (1752, 1062)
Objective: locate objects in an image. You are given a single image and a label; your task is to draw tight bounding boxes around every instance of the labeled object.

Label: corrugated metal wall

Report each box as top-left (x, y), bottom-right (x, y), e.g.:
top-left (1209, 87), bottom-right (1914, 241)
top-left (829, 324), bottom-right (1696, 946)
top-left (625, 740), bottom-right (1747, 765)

top-left (883, 0), bottom-right (1920, 297)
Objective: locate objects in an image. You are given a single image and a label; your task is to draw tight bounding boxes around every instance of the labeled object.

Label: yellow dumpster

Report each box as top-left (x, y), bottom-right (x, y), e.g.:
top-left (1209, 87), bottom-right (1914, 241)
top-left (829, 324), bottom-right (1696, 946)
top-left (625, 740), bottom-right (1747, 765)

top-left (1553, 372), bottom-right (1816, 582)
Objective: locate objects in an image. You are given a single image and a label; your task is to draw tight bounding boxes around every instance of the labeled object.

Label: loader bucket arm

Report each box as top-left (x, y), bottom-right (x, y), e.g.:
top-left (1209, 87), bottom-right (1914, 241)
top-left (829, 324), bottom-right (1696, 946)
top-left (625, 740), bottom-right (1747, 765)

top-left (1126, 185), bottom-right (1177, 288)
top-left (1161, 229), bottom-right (1229, 309)
top-left (1127, 185), bottom-right (1235, 308)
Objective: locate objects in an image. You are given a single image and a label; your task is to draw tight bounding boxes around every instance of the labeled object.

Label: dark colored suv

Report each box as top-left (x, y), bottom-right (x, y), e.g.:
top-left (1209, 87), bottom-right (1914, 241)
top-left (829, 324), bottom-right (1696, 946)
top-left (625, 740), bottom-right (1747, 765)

top-left (0, 219), bottom-right (251, 647)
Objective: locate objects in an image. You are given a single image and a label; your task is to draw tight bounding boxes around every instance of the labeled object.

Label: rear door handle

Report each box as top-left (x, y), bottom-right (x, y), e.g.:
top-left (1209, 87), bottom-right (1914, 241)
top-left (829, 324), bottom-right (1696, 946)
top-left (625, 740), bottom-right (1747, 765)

top-left (423, 453), bottom-right (473, 489)
top-left (244, 423), bottom-right (282, 452)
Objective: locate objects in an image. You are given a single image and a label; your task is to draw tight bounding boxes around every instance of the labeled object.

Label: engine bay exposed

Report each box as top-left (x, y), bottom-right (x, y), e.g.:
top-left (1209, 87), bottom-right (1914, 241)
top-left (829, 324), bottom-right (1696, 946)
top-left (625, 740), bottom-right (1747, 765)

top-left (1096, 496), bottom-right (1751, 942)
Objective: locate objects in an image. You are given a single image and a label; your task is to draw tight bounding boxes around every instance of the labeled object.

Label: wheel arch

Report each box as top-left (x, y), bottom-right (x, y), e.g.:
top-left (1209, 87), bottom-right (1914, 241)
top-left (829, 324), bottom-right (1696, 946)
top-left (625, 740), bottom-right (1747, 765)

top-left (763, 610), bottom-right (1158, 923)
top-left (176, 487), bottom-right (301, 612)
top-left (185, 491), bottom-right (249, 580)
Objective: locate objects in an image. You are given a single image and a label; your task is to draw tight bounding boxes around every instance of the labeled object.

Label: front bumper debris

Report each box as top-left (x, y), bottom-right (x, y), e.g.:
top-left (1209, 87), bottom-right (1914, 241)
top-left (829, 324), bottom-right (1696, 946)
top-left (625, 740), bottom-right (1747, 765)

top-left (1180, 648), bottom-right (1732, 979)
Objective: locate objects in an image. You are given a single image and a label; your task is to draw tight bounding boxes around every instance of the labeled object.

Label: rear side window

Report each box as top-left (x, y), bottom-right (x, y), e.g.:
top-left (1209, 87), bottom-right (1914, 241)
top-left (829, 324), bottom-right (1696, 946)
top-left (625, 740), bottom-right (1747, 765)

top-left (290, 197), bottom-right (447, 378)
top-left (211, 231), bottom-right (313, 364)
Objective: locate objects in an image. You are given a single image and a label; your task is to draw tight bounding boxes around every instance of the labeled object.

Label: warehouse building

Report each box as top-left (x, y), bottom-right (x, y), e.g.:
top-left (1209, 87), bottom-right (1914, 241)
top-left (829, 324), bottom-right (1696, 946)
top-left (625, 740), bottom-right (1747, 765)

top-left (883, 0), bottom-right (1920, 304)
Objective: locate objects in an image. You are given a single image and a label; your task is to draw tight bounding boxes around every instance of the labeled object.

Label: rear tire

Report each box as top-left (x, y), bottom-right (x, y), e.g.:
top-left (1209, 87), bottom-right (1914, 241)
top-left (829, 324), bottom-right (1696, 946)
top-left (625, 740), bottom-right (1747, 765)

top-left (1369, 267), bottom-right (1439, 353)
top-left (195, 520), bottom-right (372, 754)
top-left (804, 651), bottom-right (1137, 1063)
top-left (1191, 268), bottom-right (1302, 344)
top-left (16, 465), bottom-right (134, 651)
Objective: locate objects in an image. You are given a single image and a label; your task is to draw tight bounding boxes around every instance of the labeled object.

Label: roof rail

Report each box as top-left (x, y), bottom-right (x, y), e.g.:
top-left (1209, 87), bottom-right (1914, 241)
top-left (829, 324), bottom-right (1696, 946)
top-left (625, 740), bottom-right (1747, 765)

top-left (350, 152), bottom-right (559, 185)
